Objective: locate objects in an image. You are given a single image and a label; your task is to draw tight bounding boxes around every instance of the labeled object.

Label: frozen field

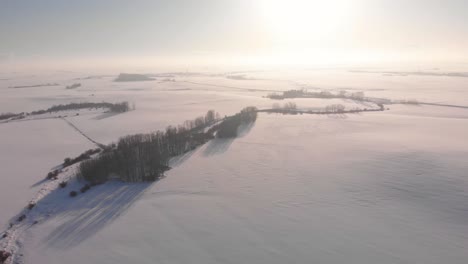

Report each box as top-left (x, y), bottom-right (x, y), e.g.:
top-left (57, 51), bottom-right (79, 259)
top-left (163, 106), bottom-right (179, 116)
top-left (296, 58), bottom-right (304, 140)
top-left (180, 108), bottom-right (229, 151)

top-left (0, 119), bottom-right (95, 229)
top-left (1, 69), bottom-right (468, 263)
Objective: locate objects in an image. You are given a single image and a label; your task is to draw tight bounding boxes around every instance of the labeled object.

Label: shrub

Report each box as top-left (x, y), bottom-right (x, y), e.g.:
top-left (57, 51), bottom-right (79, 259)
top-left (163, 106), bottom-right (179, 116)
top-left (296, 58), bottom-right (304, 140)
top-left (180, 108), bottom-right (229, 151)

top-left (59, 181), bottom-right (67, 188)
top-left (69, 191), bottom-right (78, 197)
top-left (27, 202), bottom-right (36, 210)
top-left (17, 215), bottom-right (26, 222)
top-left (62, 150), bottom-right (99, 168)
top-left (1, 250), bottom-right (11, 263)
top-left (46, 170), bottom-right (59, 180)
top-left (64, 157), bottom-right (72, 166)
top-left (80, 184), bottom-right (91, 193)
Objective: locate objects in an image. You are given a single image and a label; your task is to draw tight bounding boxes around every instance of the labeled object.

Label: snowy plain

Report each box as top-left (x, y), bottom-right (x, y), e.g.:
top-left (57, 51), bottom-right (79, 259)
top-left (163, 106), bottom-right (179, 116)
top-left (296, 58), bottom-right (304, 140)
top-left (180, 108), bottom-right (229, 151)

top-left (1, 68), bottom-right (468, 264)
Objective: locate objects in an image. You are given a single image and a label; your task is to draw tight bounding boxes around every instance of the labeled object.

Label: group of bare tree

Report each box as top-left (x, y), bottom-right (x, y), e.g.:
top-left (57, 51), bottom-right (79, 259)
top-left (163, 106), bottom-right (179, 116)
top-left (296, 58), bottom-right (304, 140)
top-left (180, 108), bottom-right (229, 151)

top-left (78, 107), bottom-right (258, 183)
top-left (78, 109), bottom-right (222, 183)
top-left (324, 104), bottom-right (346, 113)
top-left (272, 102), bottom-right (297, 111)
top-left (267, 89), bottom-right (366, 101)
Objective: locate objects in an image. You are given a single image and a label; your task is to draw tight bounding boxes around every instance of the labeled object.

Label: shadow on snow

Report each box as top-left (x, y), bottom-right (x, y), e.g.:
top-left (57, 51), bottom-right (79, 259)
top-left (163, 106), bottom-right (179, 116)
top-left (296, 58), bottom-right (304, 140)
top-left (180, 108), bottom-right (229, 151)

top-left (26, 120), bottom-right (258, 249)
top-left (40, 181), bottom-right (154, 249)
top-left (202, 121), bottom-right (256, 157)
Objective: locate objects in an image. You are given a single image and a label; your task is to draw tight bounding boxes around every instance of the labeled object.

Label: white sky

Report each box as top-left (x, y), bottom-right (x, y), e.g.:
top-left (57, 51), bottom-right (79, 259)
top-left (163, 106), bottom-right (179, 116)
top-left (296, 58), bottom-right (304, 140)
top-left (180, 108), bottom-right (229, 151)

top-left (1, 0), bottom-right (468, 70)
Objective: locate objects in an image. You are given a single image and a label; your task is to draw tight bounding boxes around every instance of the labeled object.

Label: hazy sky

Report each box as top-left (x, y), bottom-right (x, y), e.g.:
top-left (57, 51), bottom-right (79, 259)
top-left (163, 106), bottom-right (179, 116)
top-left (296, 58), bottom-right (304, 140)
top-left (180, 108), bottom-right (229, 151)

top-left (1, 0), bottom-right (468, 69)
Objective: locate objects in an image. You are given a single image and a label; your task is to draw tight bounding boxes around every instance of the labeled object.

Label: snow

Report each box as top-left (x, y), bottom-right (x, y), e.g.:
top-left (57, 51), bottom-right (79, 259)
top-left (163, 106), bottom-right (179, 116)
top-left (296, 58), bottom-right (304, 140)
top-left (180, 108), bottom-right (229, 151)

top-left (1, 68), bottom-right (468, 264)
top-left (0, 119), bottom-right (95, 230)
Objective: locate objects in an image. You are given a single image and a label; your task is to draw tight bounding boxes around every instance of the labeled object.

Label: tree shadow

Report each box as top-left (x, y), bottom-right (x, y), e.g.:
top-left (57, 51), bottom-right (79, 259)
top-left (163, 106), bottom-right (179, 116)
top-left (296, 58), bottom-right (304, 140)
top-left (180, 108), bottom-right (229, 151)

top-left (93, 111), bottom-right (123, 120)
top-left (169, 149), bottom-right (197, 168)
top-left (39, 181), bottom-right (153, 249)
top-left (202, 121), bottom-right (256, 156)
top-left (344, 151), bottom-right (468, 226)
top-left (202, 138), bottom-right (235, 157)
top-left (50, 163), bottom-right (64, 171)
top-left (30, 178), bottom-right (49, 188)
top-left (326, 113), bottom-right (348, 119)
top-left (237, 121), bottom-right (255, 137)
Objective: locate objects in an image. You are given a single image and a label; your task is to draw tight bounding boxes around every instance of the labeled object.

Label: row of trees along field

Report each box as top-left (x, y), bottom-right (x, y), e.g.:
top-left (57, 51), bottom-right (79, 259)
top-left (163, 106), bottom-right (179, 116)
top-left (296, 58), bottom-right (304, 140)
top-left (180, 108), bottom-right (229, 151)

top-left (78, 107), bottom-right (258, 183)
top-left (267, 89), bottom-right (366, 100)
top-left (214, 106), bottom-right (258, 138)
top-left (31, 101), bottom-right (130, 115)
top-left (1, 102), bottom-right (131, 121)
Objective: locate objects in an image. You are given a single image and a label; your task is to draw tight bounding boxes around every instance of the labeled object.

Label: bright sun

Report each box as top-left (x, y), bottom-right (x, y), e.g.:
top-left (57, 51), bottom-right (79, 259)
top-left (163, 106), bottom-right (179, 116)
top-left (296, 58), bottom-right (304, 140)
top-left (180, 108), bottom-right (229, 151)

top-left (258, 0), bottom-right (355, 44)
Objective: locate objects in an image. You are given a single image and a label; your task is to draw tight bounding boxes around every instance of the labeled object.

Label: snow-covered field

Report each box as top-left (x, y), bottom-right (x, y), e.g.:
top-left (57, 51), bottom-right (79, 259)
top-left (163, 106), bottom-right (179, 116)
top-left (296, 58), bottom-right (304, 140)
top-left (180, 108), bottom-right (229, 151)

top-left (0, 119), bottom-right (95, 229)
top-left (1, 68), bottom-right (468, 263)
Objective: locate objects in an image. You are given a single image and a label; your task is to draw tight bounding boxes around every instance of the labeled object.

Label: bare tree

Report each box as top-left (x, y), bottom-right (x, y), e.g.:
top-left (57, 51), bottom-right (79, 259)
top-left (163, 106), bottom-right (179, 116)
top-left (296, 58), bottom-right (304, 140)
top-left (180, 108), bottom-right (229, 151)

top-left (283, 102), bottom-right (297, 110)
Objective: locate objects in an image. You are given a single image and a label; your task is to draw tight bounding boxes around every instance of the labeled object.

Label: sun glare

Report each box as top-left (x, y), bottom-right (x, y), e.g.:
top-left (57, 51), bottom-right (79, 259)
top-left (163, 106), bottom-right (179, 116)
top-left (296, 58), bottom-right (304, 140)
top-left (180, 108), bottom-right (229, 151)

top-left (258, 0), bottom-right (355, 44)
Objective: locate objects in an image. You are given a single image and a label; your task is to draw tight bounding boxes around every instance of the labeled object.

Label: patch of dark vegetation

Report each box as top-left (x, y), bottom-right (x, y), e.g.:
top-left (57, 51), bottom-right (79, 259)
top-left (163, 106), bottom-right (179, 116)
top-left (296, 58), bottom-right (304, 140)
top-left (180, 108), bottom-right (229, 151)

top-left (267, 89), bottom-right (370, 101)
top-left (80, 184), bottom-right (91, 193)
top-left (1, 250), bottom-right (11, 263)
top-left (114, 73), bottom-right (155, 82)
top-left (266, 89), bottom-right (399, 106)
top-left (260, 102), bottom-right (385, 115)
top-left (69, 191), bottom-right (78, 197)
top-left (59, 181), bottom-right (68, 188)
top-left (9, 83), bottom-right (59, 89)
top-left (17, 214), bottom-right (26, 222)
top-left (27, 202), bottom-right (36, 210)
top-left (0, 112), bottom-right (24, 121)
top-left (74, 75), bottom-right (113, 80)
top-left (394, 99), bottom-right (419, 105)
top-left (214, 107), bottom-right (258, 138)
top-left (46, 170), bottom-right (59, 180)
top-left (63, 148), bottom-right (101, 167)
top-left (226, 74), bottom-right (258, 80)
top-left (31, 101), bottom-right (130, 115)
top-left (66, 83), bottom-right (81, 89)
top-left (2, 102), bottom-right (131, 122)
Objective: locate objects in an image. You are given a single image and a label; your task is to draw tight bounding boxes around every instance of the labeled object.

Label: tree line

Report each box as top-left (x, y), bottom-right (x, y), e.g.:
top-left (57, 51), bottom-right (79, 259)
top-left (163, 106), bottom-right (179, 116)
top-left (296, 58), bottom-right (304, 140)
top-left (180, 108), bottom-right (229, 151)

top-left (260, 103), bottom-right (385, 115)
top-left (65, 83), bottom-right (81, 89)
top-left (267, 89), bottom-right (366, 101)
top-left (1, 102), bottom-right (131, 121)
top-left (0, 112), bottom-right (22, 121)
top-left (214, 107), bottom-right (258, 138)
top-left (78, 107), bottom-right (258, 184)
